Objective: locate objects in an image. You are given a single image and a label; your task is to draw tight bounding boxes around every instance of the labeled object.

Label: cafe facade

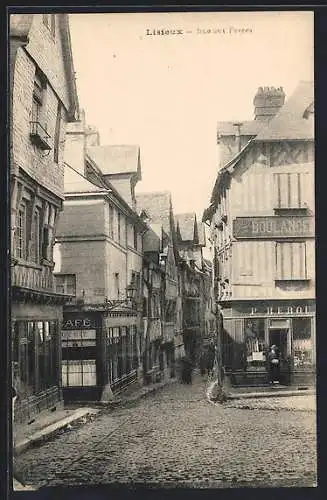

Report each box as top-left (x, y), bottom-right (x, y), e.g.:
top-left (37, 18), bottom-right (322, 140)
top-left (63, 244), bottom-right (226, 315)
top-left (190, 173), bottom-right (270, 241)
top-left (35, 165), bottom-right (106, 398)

top-left (204, 83), bottom-right (315, 386)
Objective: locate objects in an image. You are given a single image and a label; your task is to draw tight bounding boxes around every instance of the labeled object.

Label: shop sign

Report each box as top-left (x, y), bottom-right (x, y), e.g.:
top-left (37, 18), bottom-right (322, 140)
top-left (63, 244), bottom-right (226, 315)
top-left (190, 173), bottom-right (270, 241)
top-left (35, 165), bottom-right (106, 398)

top-left (250, 305), bottom-right (310, 316)
top-left (233, 216), bottom-right (314, 239)
top-left (62, 318), bottom-right (93, 329)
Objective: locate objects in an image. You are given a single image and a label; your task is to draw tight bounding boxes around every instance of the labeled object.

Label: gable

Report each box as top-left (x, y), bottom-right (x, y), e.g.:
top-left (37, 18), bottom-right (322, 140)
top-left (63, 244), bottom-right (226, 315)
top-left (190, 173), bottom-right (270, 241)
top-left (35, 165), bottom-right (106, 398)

top-left (17, 13), bottom-right (78, 117)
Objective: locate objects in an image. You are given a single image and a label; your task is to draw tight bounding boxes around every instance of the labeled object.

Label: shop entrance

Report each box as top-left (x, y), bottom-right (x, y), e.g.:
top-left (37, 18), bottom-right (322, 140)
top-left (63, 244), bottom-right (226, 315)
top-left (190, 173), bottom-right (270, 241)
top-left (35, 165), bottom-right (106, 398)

top-left (269, 329), bottom-right (288, 360)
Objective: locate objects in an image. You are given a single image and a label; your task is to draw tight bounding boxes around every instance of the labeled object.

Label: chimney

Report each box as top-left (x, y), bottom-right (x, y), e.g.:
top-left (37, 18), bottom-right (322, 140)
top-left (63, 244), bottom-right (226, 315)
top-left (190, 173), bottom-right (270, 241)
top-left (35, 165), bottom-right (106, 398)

top-left (253, 86), bottom-right (286, 121)
top-left (85, 125), bottom-right (100, 147)
top-left (233, 122), bottom-right (243, 152)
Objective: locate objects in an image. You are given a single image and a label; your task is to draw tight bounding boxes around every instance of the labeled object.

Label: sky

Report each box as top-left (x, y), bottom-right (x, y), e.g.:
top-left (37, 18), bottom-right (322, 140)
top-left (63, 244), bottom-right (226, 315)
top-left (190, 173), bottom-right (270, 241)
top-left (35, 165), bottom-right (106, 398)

top-left (68, 11), bottom-right (314, 220)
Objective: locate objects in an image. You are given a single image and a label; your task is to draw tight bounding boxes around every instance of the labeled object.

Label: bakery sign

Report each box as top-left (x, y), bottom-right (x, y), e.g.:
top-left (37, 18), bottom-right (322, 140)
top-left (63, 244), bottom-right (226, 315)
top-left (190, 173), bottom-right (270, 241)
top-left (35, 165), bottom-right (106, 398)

top-left (233, 216), bottom-right (314, 239)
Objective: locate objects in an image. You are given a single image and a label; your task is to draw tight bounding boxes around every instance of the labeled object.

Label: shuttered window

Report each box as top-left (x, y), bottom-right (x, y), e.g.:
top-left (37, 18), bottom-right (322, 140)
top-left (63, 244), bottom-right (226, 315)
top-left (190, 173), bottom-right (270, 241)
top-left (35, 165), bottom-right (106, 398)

top-left (274, 172), bottom-right (309, 209)
top-left (275, 241), bottom-right (307, 280)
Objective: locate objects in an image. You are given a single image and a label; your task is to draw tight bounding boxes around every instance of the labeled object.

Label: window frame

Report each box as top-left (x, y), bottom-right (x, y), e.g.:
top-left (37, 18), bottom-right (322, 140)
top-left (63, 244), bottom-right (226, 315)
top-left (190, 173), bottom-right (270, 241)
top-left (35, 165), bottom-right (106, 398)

top-left (275, 240), bottom-right (308, 281)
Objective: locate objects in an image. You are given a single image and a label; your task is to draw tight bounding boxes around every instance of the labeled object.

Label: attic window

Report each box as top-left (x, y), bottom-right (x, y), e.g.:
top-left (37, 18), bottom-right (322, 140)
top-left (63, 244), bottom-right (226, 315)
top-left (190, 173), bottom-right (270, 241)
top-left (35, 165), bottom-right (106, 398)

top-left (43, 14), bottom-right (56, 38)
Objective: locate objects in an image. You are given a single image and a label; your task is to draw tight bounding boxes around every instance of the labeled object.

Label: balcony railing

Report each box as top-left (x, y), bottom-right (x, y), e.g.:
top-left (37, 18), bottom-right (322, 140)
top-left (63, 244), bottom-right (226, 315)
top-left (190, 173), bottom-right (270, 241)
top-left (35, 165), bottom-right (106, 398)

top-left (30, 121), bottom-right (51, 150)
top-left (12, 263), bottom-right (55, 293)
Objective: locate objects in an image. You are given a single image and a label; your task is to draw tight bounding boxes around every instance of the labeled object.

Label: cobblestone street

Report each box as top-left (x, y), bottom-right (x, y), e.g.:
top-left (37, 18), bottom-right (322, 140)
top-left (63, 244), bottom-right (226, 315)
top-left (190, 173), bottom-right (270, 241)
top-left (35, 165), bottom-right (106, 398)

top-left (15, 375), bottom-right (317, 489)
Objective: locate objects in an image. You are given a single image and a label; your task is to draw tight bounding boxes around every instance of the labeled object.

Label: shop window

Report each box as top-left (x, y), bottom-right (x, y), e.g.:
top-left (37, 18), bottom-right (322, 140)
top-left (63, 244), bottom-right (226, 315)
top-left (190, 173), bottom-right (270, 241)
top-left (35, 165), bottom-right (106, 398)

top-left (62, 360), bottom-right (96, 387)
top-left (292, 318), bottom-right (313, 369)
top-left (275, 241), bottom-right (307, 280)
top-left (12, 320), bottom-right (58, 397)
top-left (244, 318), bottom-right (266, 362)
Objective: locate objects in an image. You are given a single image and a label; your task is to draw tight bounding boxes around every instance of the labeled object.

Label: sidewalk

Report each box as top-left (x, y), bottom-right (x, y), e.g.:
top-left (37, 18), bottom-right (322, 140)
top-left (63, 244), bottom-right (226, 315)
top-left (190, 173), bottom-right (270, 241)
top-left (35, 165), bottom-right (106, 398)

top-left (207, 377), bottom-right (315, 403)
top-left (13, 377), bottom-right (177, 457)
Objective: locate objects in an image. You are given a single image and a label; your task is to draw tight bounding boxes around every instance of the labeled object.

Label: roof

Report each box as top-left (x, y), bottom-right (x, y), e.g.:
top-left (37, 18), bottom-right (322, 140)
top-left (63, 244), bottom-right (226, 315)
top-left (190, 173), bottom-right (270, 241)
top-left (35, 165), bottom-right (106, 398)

top-left (10, 14), bottom-right (79, 121)
top-left (136, 191), bottom-right (172, 235)
top-left (87, 145), bottom-right (141, 178)
top-left (175, 213), bottom-right (197, 242)
top-left (143, 226), bottom-right (161, 253)
top-left (64, 163), bottom-right (109, 196)
top-left (254, 81), bottom-right (314, 141)
top-left (217, 120), bottom-right (264, 138)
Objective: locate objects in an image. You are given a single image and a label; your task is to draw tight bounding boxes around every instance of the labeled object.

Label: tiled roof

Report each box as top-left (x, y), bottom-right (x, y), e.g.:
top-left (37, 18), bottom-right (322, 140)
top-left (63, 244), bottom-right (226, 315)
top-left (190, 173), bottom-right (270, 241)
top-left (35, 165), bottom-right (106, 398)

top-left (136, 191), bottom-right (172, 235)
top-left (217, 120), bottom-right (264, 137)
top-left (175, 213), bottom-right (196, 242)
top-left (254, 81), bottom-right (314, 141)
top-left (143, 225), bottom-right (161, 253)
top-left (87, 145), bottom-right (141, 178)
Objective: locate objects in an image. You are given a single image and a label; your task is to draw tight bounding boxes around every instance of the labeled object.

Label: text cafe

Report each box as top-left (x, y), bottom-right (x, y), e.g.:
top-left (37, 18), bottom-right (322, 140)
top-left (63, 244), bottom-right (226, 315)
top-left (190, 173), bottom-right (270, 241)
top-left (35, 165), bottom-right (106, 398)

top-left (61, 310), bottom-right (139, 402)
top-left (221, 300), bottom-right (316, 385)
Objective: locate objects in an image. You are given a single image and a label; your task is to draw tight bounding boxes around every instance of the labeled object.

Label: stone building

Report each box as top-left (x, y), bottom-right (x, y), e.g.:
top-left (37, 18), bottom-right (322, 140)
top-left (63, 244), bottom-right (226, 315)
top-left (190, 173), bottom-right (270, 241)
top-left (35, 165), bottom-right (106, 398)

top-left (203, 83), bottom-right (315, 386)
top-left (53, 113), bottom-right (147, 401)
top-left (10, 14), bottom-right (79, 423)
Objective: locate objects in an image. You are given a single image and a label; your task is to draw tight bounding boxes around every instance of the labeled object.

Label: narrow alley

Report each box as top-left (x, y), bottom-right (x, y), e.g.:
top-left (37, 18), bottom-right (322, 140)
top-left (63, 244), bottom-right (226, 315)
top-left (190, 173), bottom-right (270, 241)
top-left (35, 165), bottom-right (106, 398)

top-left (15, 375), bottom-right (316, 490)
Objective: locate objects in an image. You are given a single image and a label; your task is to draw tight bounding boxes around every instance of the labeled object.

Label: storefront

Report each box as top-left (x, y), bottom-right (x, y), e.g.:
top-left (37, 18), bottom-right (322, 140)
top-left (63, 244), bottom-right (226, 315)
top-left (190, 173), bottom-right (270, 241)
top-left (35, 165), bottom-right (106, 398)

top-left (221, 299), bottom-right (316, 386)
top-left (61, 308), bottom-right (140, 402)
top-left (12, 297), bottom-right (63, 424)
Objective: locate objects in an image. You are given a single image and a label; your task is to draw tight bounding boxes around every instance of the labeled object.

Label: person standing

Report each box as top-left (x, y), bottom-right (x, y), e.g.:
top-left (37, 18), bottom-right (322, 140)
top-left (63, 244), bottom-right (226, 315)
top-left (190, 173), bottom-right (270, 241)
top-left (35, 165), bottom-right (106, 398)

top-left (207, 340), bottom-right (216, 377)
top-left (268, 345), bottom-right (281, 384)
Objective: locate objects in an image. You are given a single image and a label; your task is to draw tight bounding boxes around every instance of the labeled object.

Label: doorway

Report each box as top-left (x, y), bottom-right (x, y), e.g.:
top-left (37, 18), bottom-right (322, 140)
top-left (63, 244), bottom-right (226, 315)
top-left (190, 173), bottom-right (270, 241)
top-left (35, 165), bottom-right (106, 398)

top-left (269, 329), bottom-right (289, 360)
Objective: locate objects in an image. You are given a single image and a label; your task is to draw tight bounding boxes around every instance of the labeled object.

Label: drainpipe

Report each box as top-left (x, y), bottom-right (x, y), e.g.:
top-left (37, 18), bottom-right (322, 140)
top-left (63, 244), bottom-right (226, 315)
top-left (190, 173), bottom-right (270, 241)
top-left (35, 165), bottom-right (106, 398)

top-left (233, 122), bottom-right (243, 153)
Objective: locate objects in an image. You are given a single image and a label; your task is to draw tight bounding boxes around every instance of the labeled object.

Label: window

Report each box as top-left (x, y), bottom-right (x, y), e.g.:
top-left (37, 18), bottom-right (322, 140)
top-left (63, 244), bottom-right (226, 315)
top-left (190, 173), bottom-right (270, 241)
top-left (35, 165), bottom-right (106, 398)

top-left (29, 209), bottom-right (40, 264)
top-left (15, 204), bottom-right (26, 259)
top-left (62, 360), bottom-right (96, 387)
top-left (32, 70), bottom-right (45, 123)
top-left (275, 241), bottom-right (307, 280)
top-left (133, 226), bottom-right (138, 250)
top-left (292, 318), bottom-right (313, 369)
top-left (244, 318), bottom-right (266, 355)
top-left (274, 172), bottom-right (309, 210)
top-left (12, 320), bottom-right (58, 397)
top-left (55, 274), bottom-right (76, 296)
top-left (53, 103), bottom-right (61, 163)
top-left (43, 14), bottom-right (56, 37)
top-left (42, 226), bottom-right (49, 260)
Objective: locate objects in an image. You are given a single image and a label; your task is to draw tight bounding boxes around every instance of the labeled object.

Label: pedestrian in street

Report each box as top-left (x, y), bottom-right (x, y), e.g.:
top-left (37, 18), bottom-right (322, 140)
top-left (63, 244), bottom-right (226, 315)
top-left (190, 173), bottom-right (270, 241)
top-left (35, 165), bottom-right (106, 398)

top-left (207, 340), bottom-right (216, 378)
top-left (199, 350), bottom-right (206, 376)
top-left (180, 355), bottom-right (193, 384)
top-left (268, 345), bottom-right (281, 384)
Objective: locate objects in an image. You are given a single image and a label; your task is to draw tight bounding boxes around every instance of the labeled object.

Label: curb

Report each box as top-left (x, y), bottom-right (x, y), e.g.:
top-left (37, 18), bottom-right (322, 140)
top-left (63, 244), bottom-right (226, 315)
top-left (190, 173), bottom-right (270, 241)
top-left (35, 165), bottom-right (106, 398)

top-left (120, 378), bottom-right (178, 404)
top-left (206, 379), bottom-right (315, 404)
top-left (14, 408), bottom-right (99, 456)
top-left (227, 389), bottom-right (316, 400)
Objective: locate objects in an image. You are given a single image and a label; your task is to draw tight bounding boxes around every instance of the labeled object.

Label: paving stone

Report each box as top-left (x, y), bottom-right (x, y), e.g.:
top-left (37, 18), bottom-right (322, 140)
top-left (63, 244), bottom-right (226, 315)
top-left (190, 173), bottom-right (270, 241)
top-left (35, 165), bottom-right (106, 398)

top-left (14, 375), bottom-right (317, 489)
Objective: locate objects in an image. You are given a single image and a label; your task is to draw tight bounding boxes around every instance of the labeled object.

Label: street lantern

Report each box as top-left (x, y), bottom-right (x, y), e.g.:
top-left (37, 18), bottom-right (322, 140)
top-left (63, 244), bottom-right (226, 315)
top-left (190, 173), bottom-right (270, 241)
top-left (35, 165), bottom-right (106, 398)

top-left (126, 282), bottom-right (137, 301)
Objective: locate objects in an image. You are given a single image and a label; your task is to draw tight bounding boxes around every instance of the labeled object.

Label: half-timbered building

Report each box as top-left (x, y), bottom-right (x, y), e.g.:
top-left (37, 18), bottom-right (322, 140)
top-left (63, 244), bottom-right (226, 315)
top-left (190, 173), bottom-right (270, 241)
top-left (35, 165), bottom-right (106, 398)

top-left (203, 83), bottom-right (315, 386)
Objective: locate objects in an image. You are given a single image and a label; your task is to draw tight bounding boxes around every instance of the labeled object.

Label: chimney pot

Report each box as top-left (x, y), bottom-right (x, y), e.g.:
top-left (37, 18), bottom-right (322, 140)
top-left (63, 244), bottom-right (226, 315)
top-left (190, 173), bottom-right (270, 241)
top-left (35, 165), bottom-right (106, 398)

top-left (253, 85), bottom-right (286, 121)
